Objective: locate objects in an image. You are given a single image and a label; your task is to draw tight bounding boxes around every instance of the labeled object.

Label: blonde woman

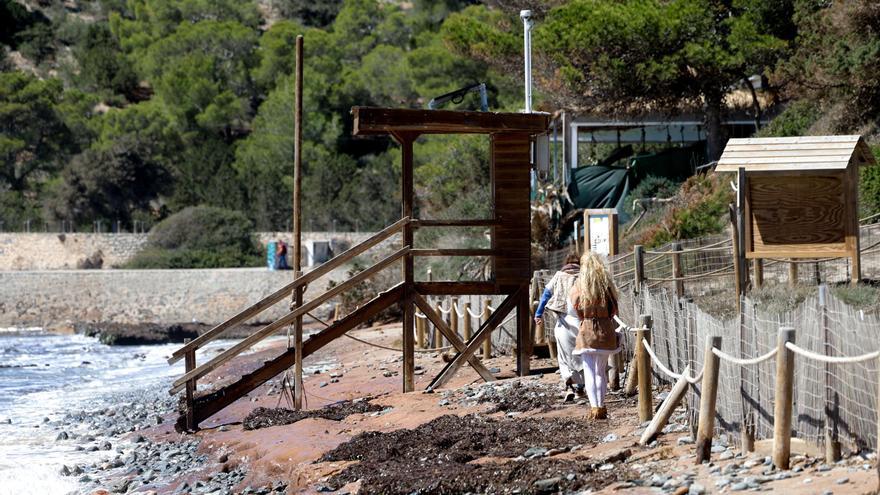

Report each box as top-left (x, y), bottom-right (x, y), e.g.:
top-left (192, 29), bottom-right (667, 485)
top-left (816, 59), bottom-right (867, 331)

top-left (567, 251), bottom-right (621, 419)
top-left (534, 253), bottom-right (584, 402)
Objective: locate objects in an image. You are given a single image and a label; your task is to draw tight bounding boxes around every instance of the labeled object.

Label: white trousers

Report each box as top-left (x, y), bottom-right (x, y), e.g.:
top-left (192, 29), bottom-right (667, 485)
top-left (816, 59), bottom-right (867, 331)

top-left (552, 316), bottom-right (583, 387)
top-left (581, 353), bottom-right (610, 408)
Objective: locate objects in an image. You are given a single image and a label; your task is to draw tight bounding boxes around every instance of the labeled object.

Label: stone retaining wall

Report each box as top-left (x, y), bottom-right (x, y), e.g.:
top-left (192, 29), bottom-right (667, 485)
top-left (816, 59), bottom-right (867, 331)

top-left (0, 232), bottom-right (375, 270)
top-left (0, 267), bottom-right (348, 327)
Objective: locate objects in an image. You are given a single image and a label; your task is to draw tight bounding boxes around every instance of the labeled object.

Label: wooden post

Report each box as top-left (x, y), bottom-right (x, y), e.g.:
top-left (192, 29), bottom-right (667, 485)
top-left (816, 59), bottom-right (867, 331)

top-left (736, 167), bottom-right (749, 292)
top-left (730, 203), bottom-right (743, 311)
top-left (820, 285), bottom-right (841, 463)
top-left (773, 327), bottom-right (796, 470)
top-left (624, 353), bottom-right (638, 396)
top-left (416, 313), bottom-right (426, 348)
top-left (434, 301), bottom-right (444, 348)
top-left (463, 302), bottom-right (472, 341)
top-left (482, 299), bottom-right (492, 358)
top-left (532, 301), bottom-right (543, 343)
top-left (634, 245), bottom-right (645, 293)
top-left (517, 286), bottom-right (531, 377)
top-left (609, 350), bottom-right (623, 391)
top-left (184, 339), bottom-right (196, 432)
top-left (398, 130), bottom-right (416, 393)
top-left (640, 365), bottom-right (691, 445)
top-left (292, 35), bottom-right (305, 411)
top-left (696, 335), bottom-right (722, 464)
top-left (788, 262), bottom-right (798, 288)
top-left (671, 242), bottom-right (684, 299)
top-left (636, 314), bottom-right (653, 422)
top-left (450, 297), bottom-right (459, 340)
top-left (753, 259), bottom-right (763, 289)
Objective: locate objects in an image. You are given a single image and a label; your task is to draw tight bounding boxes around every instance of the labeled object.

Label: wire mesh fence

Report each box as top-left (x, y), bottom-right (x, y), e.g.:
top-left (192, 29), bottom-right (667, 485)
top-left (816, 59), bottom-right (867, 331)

top-left (621, 286), bottom-right (880, 454)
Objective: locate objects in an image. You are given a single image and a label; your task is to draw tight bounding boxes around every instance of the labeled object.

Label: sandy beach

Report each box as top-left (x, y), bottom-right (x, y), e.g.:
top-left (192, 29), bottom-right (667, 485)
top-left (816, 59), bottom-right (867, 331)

top-left (27, 321), bottom-right (874, 495)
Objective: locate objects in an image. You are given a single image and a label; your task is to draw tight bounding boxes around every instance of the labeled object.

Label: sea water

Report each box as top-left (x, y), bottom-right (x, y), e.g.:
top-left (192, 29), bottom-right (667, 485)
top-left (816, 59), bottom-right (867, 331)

top-left (0, 328), bottom-right (331, 495)
top-left (0, 327), bottom-right (246, 494)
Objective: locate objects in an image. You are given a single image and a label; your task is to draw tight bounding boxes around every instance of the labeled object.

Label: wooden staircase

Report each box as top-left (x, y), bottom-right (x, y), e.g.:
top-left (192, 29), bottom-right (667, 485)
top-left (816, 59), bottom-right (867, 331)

top-left (168, 218), bottom-right (410, 431)
top-left (176, 284), bottom-right (403, 429)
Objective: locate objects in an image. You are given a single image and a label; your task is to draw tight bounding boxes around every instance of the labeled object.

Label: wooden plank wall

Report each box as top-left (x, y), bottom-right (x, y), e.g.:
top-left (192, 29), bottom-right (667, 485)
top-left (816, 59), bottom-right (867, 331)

top-left (748, 174), bottom-right (848, 258)
top-left (492, 132), bottom-right (532, 291)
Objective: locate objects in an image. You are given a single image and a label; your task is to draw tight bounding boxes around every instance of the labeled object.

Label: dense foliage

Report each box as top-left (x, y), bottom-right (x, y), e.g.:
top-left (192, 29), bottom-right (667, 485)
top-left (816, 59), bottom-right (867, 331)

top-left (6, 0), bottom-right (880, 251)
top-left (0, 0), bottom-right (513, 236)
top-left (124, 206), bottom-right (262, 268)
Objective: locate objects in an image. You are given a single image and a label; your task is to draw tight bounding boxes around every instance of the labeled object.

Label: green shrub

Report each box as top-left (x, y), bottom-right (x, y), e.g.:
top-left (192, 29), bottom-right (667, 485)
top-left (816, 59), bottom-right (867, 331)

top-left (623, 175), bottom-right (681, 215)
top-left (859, 146), bottom-right (880, 219)
top-left (630, 174), bottom-right (732, 249)
top-left (125, 206), bottom-right (262, 268)
top-left (756, 100), bottom-right (820, 138)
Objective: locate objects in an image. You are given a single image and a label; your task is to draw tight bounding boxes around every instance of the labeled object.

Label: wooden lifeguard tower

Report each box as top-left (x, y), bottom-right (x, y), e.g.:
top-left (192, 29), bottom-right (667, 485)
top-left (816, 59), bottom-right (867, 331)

top-left (167, 107), bottom-right (550, 430)
top-left (717, 135), bottom-right (877, 286)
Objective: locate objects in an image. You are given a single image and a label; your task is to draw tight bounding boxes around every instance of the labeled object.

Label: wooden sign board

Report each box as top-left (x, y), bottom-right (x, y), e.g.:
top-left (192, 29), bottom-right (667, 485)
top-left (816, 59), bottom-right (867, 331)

top-left (584, 208), bottom-right (619, 256)
top-left (746, 173), bottom-right (851, 258)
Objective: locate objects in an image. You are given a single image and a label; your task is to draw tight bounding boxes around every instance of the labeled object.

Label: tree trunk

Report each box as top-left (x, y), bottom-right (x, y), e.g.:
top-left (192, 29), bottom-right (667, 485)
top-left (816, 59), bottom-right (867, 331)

top-left (704, 91), bottom-right (725, 162)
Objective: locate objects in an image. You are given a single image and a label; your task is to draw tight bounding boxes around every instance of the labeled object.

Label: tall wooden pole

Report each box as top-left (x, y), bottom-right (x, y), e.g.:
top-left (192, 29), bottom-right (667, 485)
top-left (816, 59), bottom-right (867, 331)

top-left (292, 34), bottom-right (304, 411)
top-left (400, 133), bottom-right (415, 392)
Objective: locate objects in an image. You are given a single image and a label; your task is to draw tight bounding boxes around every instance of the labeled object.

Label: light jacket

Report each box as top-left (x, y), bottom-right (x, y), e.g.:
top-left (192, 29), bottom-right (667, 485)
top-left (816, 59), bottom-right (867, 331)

top-left (570, 286), bottom-right (619, 351)
top-left (535, 264), bottom-right (580, 317)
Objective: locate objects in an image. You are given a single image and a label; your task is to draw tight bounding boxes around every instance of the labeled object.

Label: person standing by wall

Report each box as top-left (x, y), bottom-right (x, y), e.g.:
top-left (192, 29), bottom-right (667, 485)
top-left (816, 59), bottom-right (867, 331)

top-left (568, 251), bottom-right (621, 419)
top-left (534, 253), bottom-right (584, 402)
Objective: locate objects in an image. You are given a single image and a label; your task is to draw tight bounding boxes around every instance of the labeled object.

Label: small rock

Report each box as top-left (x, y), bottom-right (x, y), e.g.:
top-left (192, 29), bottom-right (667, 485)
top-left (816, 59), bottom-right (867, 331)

top-left (56, 431), bottom-right (69, 441)
top-left (650, 474), bottom-right (670, 487)
top-left (688, 483), bottom-right (706, 495)
top-left (803, 478), bottom-right (813, 484)
top-left (677, 436), bottom-right (694, 445)
top-left (836, 477), bottom-right (849, 485)
top-left (730, 482), bottom-right (749, 491)
top-left (533, 477), bottom-right (560, 493)
top-left (719, 451), bottom-right (734, 460)
top-left (602, 433), bottom-right (618, 443)
top-left (59, 465), bottom-right (71, 476)
top-left (438, 399), bottom-right (450, 406)
top-left (319, 382), bottom-right (328, 388)
top-left (523, 447), bottom-right (549, 458)
top-left (710, 445), bottom-right (726, 453)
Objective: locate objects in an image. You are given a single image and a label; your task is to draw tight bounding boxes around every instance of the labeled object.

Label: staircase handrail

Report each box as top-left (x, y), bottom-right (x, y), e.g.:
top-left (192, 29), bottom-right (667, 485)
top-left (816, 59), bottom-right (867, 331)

top-left (169, 246), bottom-right (410, 394)
top-left (167, 216), bottom-right (410, 365)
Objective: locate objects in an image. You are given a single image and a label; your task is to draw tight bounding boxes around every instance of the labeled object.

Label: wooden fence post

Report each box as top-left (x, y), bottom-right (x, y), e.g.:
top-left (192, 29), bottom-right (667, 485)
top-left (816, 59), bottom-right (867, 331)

top-left (463, 301), bottom-right (472, 341)
top-left (609, 348), bottom-right (623, 391)
top-left (634, 245), bottom-right (645, 293)
top-left (184, 338), bottom-right (196, 432)
top-left (641, 365), bottom-right (691, 445)
top-left (696, 335), bottom-right (722, 464)
top-left (434, 300), bottom-right (444, 348)
top-left (820, 285), bottom-right (841, 463)
top-left (773, 327), bottom-right (796, 470)
top-left (637, 314), bottom-right (653, 422)
top-left (671, 242), bottom-right (684, 299)
top-left (753, 259), bottom-right (763, 289)
top-left (788, 262), bottom-right (798, 288)
top-left (416, 313), bottom-right (426, 348)
top-left (532, 301), bottom-right (543, 343)
top-left (482, 298), bottom-right (492, 358)
top-left (450, 297), bottom-right (459, 340)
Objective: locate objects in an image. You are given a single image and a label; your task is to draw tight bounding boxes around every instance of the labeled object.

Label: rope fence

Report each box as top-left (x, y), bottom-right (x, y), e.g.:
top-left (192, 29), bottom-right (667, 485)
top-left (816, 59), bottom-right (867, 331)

top-left (617, 285), bottom-right (880, 471)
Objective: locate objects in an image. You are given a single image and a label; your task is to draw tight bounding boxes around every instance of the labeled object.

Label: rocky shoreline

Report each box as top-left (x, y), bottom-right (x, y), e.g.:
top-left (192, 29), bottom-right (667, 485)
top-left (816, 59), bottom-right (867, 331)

top-left (71, 322), bottom-right (267, 346)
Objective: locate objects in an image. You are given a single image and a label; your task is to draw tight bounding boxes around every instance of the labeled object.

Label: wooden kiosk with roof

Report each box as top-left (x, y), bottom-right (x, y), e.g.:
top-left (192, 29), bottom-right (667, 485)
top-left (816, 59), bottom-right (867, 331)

top-left (167, 106), bottom-right (550, 430)
top-left (717, 135), bottom-right (877, 286)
